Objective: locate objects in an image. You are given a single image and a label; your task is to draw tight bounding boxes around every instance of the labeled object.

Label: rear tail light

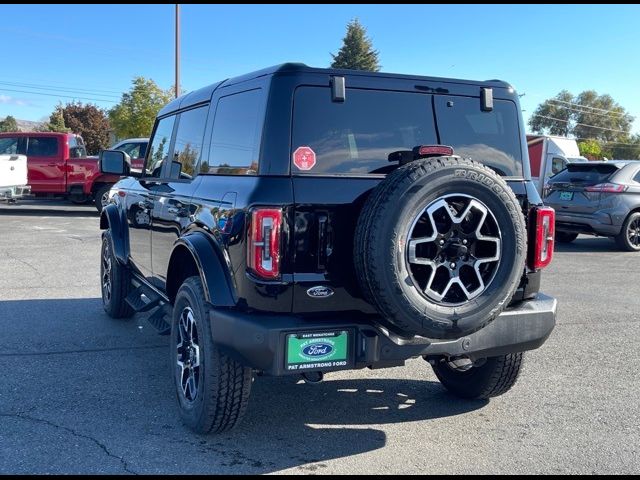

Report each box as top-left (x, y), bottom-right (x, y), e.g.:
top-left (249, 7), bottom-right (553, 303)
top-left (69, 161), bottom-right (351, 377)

top-left (585, 183), bottom-right (627, 193)
top-left (530, 206), bottom-right (555, 270)
top-left (247, 208), bottom-right (282, 279)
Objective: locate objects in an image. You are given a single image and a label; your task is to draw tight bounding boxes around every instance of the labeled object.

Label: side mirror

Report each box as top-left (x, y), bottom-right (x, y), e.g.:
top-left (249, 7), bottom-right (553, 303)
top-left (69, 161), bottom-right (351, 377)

top-left (100, 150), bottom-right (131, 176)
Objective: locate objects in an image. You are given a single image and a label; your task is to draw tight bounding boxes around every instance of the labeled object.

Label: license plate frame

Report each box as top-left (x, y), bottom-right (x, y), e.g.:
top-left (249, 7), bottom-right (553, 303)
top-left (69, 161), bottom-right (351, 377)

top-left (285, 330), bottom-right (352, 373)
top-left (559, 191), bottom-right (574, 201)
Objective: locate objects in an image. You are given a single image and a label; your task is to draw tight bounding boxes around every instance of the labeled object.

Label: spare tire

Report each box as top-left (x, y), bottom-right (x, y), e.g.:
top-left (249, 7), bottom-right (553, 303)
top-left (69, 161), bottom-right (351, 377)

top-left (354, 156), bottom-right (526, 339)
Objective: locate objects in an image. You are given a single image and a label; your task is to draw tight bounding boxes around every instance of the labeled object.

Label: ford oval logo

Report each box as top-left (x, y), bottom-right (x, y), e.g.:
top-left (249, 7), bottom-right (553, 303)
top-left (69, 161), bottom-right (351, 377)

top-left (302, 343), bottom-right (333, 357)
top-left (306, 286), bottom-right (334, 299)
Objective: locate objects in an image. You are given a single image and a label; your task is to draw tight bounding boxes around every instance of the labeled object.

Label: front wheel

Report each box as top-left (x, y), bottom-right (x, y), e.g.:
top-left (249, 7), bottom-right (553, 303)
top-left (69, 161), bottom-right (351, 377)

top-left (615, 212), bottom-right (640, 252)
top-left (432, 353), bottom-right (524, 400)
top-left (100, 231), bottom-right (135, 319)
top-left (171, 276), bottom-right (253, 434)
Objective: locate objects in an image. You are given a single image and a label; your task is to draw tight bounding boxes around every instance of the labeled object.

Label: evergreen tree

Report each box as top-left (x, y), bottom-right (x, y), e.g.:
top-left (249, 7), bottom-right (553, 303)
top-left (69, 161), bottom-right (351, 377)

top-left (331, 19), bottom-right (380, 71)
top-left (0, 115), bottom-right (18, 133)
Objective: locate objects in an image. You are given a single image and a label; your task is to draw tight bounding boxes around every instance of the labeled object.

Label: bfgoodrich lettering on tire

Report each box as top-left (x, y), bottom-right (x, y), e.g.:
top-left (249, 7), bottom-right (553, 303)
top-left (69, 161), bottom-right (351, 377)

top-left (354, 156), bottom-right (526, 339)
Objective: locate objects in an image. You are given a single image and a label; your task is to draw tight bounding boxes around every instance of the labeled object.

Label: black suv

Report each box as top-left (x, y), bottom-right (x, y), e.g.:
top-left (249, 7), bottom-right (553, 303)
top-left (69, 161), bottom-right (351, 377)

top-left (99, 63), bottom-right (557, 434)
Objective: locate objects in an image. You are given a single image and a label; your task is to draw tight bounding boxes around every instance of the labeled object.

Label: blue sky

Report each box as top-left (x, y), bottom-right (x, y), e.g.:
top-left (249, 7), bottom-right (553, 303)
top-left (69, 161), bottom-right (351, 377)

top-left (1, 4), bottom-right (639, 133)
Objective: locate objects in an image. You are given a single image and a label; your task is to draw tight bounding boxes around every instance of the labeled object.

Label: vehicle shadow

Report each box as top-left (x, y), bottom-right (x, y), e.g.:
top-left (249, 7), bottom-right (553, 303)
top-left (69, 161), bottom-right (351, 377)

top-left (554, 235), bottom-right (621, 253)
top-left (0, 297), bottom-right (486, 474)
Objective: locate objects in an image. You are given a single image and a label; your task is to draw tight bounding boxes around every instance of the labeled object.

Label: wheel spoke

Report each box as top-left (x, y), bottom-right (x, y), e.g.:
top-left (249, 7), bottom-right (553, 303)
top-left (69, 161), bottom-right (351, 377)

top-left (406, 194), bottom-right (502, 305)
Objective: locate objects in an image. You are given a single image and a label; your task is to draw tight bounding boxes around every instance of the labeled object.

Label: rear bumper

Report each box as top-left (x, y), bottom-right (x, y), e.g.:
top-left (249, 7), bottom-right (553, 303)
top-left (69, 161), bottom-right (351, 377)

top-left (210, 293), bottom-right (557, 376)
top-left (555, 211), bottom-right (620, 235)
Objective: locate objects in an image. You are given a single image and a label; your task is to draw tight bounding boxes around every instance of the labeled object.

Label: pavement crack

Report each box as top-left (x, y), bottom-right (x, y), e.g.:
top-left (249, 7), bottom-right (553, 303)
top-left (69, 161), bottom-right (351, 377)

top-left (0, 412), bottom-right (138, 474)
top-left (0, 344), bottom-right (167, 357)
top-left (3, 251), bottom-right (44, 284)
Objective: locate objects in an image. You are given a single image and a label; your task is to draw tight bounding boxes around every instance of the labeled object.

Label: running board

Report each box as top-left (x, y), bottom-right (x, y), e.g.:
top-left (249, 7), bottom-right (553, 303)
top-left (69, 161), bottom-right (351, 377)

top-left (126, 279), bottom-right (171, 335)
top-left (125, 286), bottom-right (161, 313)
top-left (147, 304), bottom-right (171, 336)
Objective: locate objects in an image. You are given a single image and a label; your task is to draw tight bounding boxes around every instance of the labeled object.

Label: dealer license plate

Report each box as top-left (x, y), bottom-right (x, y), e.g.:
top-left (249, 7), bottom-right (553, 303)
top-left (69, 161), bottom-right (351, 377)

top-left (285, 330), bottom-right (350, 372)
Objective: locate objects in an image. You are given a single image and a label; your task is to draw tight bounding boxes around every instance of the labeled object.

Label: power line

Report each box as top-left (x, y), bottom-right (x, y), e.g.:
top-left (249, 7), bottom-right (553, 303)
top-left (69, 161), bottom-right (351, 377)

top-left (0, 87), bottom-right (117, 104)
top-left (548, 98), bottom-right (628, 115)
top-left (0, 81), bottom-right (122, 99)
top-left (532, 114), bottom-right (629, 134)
top-left (547, 100), bottom-right (634, 120)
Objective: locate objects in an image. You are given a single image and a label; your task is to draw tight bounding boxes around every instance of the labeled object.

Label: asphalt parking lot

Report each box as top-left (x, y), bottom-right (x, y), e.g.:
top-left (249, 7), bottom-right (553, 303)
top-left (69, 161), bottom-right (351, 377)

top-left (0, 200), bottom-right (638, 474)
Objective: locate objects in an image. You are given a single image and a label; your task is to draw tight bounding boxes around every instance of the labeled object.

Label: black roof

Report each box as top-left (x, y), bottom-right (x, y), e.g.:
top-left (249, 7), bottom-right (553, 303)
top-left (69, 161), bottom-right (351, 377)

top-left (159, 63), bottom-right (513, 117)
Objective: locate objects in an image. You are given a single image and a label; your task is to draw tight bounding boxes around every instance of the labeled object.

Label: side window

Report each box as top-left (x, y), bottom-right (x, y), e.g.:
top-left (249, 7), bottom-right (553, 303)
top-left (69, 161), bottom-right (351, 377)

top-left (204, 89), bottom-right (263, 175)
top-left (551, 157), bottom-right (566, 175)
top-left (145, 115), bottom-right (176, 178)
top-left (27, 137), bottom-right (59, 157)
top-left (68, 136), bottom-right (87, 158)
top-left (169, 106), bottom-right (209, 180)
top-left (0, 137), bottom-right (23, 155)
top-left (633, 170), bottom-right (640, 183)
top-left (115, 143), bottom-right (137, 156)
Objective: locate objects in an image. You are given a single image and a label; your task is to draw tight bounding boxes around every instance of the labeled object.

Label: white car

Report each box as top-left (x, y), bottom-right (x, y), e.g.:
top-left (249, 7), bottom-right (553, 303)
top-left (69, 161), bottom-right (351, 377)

top-left (0, 152), bottom-right (30, 202)
top-left (111, 138), bottom-right (149, 159)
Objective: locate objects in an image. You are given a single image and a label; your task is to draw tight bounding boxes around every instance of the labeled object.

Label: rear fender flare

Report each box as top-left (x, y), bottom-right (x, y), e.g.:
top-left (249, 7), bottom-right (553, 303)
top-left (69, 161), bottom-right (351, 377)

top-left (167, 233), bottom-right (237, 307)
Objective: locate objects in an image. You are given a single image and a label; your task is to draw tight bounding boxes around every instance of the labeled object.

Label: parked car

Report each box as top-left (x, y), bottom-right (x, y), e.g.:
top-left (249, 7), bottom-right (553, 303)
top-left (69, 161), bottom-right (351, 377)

top-left (527, 134), bottom-right (588, 195)
top-left (110, 138), bottom-right (148, 171)
top-left (0, 131), bottom-right (123, 212)
top-left (545, 160), bottom-right (640, 250)
top-left (98, 63), bottom-right (557, 434)
top-left (0, 151), bottom-right (30, 202)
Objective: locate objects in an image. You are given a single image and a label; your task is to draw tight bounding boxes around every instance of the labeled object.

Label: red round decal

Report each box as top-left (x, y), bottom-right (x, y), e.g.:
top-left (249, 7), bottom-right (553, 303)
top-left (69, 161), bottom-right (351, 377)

top-left (293, 146), bottom-right (316, 171)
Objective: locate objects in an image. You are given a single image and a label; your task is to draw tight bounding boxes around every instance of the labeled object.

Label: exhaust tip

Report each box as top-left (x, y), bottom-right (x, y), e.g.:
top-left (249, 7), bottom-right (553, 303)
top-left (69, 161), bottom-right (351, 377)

top-left (301, 371), bottom-right (324, 385)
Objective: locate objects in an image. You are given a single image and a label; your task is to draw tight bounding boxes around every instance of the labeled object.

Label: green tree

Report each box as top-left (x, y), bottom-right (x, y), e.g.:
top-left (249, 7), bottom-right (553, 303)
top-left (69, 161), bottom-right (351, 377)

top-left (109, 77), bottom-right (173, 139)
top-left (46, 106), bottom-right (70, 133)
top-left (577, 139), bottom-right (603, 160)
top-left (50, 102), bottom-right (109, 154)
top-left (0, 115), bottom-right (18, 133)
top-left (330, 18), bottom-right (380, 71)
top-left (529, 90), bottom-right (633, 143)
top-left (528, 90), bottom-right (573, 137)
top-left (605, 134), bottom-right (640, 160)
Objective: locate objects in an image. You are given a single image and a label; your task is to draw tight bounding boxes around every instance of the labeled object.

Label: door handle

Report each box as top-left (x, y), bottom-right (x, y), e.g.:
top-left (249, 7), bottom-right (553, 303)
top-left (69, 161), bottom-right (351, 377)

top-left (47, 163), bottom-right (57, 167)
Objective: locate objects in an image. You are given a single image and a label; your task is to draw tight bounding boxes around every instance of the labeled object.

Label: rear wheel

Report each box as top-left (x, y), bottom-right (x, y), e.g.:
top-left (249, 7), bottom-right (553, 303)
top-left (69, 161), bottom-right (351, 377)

top-left (616, 212), bottom-right (640, 252)
top-left (94, 184), bottom-right (113, 213)
top-left (432, 353), bottom-right (524, 400)
top-left (555, 231), bottom-right (578, 243)
top-left (171, 276), bottom-right (253, 434)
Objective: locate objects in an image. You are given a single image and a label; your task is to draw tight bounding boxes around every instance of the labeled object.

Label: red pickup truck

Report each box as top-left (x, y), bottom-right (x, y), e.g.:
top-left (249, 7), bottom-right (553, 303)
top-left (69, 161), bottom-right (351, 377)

top-left (0, 132), bottom-right (127, 212)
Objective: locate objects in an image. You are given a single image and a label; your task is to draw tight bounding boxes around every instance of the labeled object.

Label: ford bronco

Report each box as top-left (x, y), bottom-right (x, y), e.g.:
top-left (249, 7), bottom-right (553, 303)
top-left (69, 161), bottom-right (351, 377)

top-left (98, 64), bottom-right (557, 434)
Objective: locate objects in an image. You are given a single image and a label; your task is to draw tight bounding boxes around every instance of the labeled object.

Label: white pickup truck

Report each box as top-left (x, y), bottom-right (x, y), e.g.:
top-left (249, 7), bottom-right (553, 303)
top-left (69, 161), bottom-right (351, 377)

top-left (0, 154), bottom-right (30, 202)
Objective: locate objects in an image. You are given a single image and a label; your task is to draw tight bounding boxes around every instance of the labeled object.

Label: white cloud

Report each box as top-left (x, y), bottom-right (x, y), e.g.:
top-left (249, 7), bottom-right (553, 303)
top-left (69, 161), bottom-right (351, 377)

top-left (0, 95), bottom-right (30, 106)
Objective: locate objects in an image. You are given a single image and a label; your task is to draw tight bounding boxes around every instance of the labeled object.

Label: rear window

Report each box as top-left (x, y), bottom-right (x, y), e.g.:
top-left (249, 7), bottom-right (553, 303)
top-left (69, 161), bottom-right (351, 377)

top-left (291, 87), bottom-right (524, 176)
top-left (27, 137), bottom-right (58, 157)
top-left (292, 87), bottom-right (437, 175)
top-left (434, 96), bottom-right (523, 177)
top-left (550, 164), bottom-right (619, 185)
top-left (0, 137), bottom-right (22, 155)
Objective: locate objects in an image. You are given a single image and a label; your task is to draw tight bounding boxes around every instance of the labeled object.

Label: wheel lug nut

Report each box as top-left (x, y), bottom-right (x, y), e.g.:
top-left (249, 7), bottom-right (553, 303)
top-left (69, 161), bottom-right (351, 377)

top-left (439, 239), bottom-right (445, 245)
top-left (462, 239), bottom-right (468, 245)
top-left (450, 263), bottom-right (456, 269)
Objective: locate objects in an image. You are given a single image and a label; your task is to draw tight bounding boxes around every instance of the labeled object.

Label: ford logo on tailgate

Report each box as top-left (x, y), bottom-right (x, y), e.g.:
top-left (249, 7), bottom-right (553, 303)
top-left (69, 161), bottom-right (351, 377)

top-left (302, 343), bottom-right (333, 357)
top-left (306, 286), bottom-right (334, 298)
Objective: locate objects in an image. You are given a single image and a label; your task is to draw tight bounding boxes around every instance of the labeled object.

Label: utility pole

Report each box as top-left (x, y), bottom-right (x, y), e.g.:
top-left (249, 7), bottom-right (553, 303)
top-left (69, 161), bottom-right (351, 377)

top-left (175, 4), bottom-right (180, 99)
